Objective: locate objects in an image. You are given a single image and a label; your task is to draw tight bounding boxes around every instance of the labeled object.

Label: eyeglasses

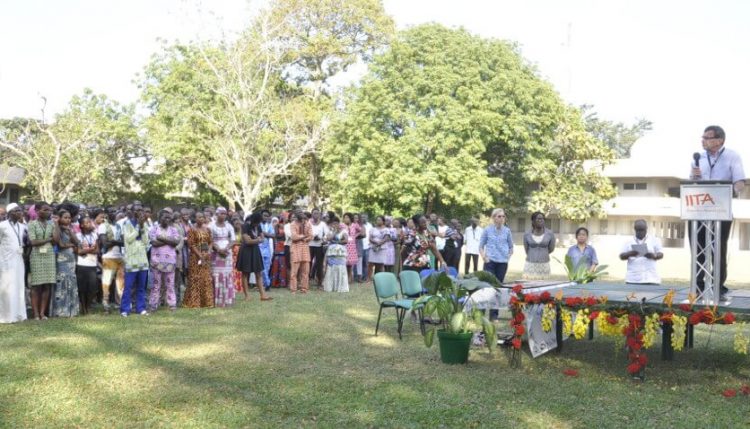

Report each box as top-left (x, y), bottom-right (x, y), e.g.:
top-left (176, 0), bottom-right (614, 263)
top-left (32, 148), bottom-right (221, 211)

top-left (701, 136), bottom-right (718, 140)
top-left (494, 214), bottom-right (506, 218)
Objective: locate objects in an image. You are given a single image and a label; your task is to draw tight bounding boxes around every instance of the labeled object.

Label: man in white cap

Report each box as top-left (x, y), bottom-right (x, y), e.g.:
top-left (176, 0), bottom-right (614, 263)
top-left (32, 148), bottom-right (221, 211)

top-left (0, 203), bottom-right (28, 323)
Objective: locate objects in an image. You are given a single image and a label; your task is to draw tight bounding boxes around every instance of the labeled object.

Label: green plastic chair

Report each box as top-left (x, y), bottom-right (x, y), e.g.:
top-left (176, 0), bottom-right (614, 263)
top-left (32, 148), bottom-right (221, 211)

top-left (373, 272), bottom-right (413, 340)
top-left (399, 270), bottom-right (426, 335)
top-left (399, 270), bottom-right (424, 298)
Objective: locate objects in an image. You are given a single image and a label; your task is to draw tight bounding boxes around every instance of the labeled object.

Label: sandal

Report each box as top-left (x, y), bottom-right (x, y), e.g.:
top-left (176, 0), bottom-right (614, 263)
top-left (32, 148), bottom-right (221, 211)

top-left (260, 296), bottom-right (274, 301)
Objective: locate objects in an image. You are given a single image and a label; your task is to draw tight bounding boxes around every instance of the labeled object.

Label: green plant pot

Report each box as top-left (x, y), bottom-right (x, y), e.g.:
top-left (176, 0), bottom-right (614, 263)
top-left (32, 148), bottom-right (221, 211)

top-left (437, 330), bottom-right (473, 364)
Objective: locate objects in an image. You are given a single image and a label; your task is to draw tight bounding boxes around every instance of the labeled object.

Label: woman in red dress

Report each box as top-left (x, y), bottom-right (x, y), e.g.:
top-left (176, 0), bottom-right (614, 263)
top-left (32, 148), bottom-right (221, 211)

top-left (270, 214), bottom-right (288, 288)
top-left (343, 213), bottom-right (360, 283)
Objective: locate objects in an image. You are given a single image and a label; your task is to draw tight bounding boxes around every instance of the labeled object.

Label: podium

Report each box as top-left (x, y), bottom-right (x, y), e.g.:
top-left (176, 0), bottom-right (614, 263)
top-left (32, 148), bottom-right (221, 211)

top-left (680, 181), bottom-right (733, 304)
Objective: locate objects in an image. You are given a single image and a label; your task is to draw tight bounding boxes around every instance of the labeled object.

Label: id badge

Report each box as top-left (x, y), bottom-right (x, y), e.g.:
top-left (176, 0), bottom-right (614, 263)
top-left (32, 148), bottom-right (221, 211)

top-left (39, 246), bottom-right (48, 254)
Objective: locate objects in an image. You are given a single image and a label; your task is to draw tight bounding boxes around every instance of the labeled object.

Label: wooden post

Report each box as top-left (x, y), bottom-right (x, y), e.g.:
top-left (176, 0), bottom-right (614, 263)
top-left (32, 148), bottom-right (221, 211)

top-left (661, 322), bottom-right (674, 361)
top-left (555, 304), bottom-right (563, 353)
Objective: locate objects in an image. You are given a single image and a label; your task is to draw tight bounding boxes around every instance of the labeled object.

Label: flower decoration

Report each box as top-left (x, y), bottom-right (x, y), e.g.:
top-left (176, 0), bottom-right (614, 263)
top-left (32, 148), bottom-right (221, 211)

top-left (507, 286), bottom-right (746, 379)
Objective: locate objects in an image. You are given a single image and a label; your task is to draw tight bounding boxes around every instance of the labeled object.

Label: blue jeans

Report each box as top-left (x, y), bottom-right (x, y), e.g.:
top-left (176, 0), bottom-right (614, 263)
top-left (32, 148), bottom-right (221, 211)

top-left (483, 260), bottom-right (508, 284)
top-left (360, 248), bottom-right (370, 281)
top-left (121, 270), bottom-right (148, 314)
top-left (483, 260), bottom-right (508, 321)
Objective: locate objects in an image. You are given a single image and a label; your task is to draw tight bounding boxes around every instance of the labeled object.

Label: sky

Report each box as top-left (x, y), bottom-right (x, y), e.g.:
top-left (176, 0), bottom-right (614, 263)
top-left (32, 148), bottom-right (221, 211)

top-left (1, 0), bottom-right (749, 167)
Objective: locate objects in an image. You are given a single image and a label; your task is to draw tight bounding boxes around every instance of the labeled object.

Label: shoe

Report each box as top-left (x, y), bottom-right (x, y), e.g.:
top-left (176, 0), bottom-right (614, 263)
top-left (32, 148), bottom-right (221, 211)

top-left (720, 293), bottom-right (730, 303)
top-left (121, 312), bottom-right (129, 317)
top-left (139, 310), bottom-right (149, 316)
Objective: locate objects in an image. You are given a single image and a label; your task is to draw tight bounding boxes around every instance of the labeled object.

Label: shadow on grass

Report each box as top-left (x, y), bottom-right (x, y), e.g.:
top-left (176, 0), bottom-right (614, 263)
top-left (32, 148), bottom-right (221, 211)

top-left (1, 284), bottom-right (749, 428)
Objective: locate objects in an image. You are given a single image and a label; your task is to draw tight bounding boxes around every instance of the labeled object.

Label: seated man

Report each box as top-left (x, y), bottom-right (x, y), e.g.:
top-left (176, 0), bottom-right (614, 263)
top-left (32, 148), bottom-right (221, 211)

top-left (619, 219), bottom-right (663, 285)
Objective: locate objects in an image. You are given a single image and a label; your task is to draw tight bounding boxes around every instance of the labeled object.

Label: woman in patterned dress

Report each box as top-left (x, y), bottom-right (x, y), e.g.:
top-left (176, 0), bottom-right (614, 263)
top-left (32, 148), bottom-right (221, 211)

top-left (342, 213), bottom-right (360, 283)
top-left (367, 216), bottom-right (390, 277)
top-left (270, 214), bottom-right (288, 288)
top-left (322, 216), bottom-right (349, 292)
top-left (402, 214), bottom-right (446, 272)
top-left (51, 209), bottom-right (80, 317)
top-left (183, 212), bottom-right (214, 308)
top-left (148, 210), bottom-right (181, 312)
top-left (231, 217), bottom-right (246, 298)
top-left (28, 202), bottom-right (56, 320)
top-left (210, 207), bottom-right (236, 307)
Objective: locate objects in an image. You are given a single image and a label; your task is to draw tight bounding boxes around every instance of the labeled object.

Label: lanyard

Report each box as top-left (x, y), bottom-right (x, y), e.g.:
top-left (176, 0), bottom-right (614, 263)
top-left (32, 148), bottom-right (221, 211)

top-left (39, 221), bottom-right (52, 240)
top-left (707, 147), bottom-right (725, 175)
top-left (83, 233), bottom-right (95, 247)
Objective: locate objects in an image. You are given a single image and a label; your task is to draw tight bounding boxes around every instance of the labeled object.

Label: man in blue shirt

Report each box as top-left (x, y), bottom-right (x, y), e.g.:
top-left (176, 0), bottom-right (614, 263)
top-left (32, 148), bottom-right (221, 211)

top-left (689, 125), bottom-right (745, 301)
top-left (479, 208), bottom-right (514, 284)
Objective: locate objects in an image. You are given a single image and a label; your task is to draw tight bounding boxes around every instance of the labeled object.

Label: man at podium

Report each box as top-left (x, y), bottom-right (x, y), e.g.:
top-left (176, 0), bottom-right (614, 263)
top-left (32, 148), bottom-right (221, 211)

top-left (689, 125), bottom-right (746, 300)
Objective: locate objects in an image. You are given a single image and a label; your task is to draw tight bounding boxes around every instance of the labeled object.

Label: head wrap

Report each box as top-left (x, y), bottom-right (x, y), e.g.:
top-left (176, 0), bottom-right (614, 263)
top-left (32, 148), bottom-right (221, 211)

top-left (216, 207), bottom-right (228, 214)
top-left (6, 203), bottom-right (20, 212)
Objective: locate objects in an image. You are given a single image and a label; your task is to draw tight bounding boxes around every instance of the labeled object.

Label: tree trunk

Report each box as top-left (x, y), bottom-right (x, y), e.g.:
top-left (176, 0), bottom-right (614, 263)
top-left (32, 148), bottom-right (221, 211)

top-left (307, 153), bottom-right (321, 209)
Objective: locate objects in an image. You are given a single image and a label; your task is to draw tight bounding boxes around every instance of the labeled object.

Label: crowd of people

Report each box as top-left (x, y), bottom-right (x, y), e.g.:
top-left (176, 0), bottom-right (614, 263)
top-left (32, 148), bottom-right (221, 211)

top-left (0, 201), bottom-right (532, 323)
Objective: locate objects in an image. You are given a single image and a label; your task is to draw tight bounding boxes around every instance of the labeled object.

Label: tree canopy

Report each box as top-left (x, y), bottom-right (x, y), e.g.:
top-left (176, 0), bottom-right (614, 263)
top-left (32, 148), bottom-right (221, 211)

top-left (323, 24), bottom-right (615, 220)
top-left (0, 89), bottom-right (140, 204)
top-left (140, 0), bottom-right (393, 213)
top-left (581, 105), bottom-right (652, 158)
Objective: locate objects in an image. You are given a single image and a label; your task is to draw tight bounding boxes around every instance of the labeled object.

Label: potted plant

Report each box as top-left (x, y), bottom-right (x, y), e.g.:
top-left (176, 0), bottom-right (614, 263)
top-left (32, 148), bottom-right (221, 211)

top-left (557, 255), bottom-right (608, 284)
top-left (413, 271), bottom-right (496, 364)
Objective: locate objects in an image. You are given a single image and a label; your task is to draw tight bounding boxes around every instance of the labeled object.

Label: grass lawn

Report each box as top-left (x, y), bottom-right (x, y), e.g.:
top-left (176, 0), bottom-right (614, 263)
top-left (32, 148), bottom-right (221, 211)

top-left (1, 275), bottom-right (749, 428)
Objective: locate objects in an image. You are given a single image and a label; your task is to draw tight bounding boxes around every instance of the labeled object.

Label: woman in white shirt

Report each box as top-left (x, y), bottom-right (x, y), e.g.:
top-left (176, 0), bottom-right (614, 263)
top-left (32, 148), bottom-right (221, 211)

top-left (76, 215), bottom-right (99, 315)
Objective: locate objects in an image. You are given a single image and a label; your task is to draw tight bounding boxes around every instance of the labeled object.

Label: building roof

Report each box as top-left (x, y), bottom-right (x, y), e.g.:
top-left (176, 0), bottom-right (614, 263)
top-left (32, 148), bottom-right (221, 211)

top-left (0, 166), bottom-right (25, 185)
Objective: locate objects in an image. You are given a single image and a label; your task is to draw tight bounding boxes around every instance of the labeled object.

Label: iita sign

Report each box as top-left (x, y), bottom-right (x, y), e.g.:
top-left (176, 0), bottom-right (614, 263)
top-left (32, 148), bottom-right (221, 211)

top-left (680, 183), bottom-right (733, 221)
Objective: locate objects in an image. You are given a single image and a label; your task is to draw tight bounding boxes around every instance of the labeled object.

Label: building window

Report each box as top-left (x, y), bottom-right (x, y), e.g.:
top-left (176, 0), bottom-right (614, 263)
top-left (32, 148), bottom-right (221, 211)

top-left (667, 187), bottom-right (680, 198)
top-left (623, 183), bottom-right (647, 190)
top-left (599, 219), bottom-right (608, 235)
top-left (552, 218), bottom-right (561, 234)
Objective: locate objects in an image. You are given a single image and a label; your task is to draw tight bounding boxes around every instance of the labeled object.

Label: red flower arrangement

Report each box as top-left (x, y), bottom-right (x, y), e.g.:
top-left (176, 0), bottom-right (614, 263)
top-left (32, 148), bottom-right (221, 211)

top-left (507, 284), bottom-right (743, 379)
top-left (563, 369), bottom-right (579, 377)
top-left (722, 389), bottom-right (737, 398)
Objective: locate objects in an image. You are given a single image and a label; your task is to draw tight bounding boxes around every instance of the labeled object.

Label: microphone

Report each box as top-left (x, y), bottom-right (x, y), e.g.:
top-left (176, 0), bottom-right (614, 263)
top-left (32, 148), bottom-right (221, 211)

top-left (693, 152), bottom-right (701, 167)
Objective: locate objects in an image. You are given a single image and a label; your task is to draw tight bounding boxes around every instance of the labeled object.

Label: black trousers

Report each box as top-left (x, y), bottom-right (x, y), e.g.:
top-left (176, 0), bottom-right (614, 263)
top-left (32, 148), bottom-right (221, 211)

top-left (689, 220), bottom-right (731, 294)
top-left (464, 253), bottom-right (479, 274)
top-left (309, 246), bottom-right (326, 283)
top-left (440, 246), bottom-right (461, 271)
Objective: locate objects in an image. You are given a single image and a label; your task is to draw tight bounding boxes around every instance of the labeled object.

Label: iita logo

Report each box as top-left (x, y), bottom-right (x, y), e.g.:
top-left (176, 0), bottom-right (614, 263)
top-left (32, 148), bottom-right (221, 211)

top-left (685, 193), bottom-right (716, 206)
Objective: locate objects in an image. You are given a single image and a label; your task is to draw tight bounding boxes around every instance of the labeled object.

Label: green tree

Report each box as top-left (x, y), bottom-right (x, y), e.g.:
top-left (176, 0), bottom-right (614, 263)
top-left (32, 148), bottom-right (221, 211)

top-left (266, 0), bottom-right (394, 207)
top-left (581, 105), bottom-right (652, 158)
top-left (525, 106), bottom-right (616, 221)
top-left (141, 14), bottom-right (324, 214)
top-left (0, 90), bottom-right (141, 204)
top-left (324, 24), bottom-right (615, 220)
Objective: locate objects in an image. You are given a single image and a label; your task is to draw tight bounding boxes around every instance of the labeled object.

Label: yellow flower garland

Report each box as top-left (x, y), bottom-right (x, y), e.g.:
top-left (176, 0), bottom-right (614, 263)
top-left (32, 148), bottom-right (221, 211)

top-left (734, 322), bottom-right (749, 355)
